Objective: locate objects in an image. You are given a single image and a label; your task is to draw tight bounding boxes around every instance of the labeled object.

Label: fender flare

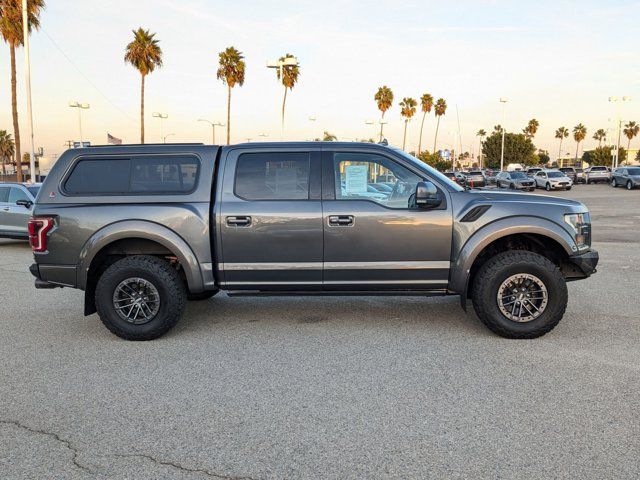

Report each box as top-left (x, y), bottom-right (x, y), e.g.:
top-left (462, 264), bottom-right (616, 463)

top-left (77, 220), bottom-right (204, 293)
top-left (450, 216), bottom-right (576, 309)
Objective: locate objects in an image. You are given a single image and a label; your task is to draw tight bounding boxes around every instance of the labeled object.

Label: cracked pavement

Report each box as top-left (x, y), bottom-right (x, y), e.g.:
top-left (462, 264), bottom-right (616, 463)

top-left (1, 184), bottom-right (639, 479)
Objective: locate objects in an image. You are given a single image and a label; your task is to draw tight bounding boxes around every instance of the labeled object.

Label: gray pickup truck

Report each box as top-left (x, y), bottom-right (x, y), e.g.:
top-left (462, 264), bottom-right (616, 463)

top-left (29, 142), bottom-right (598, 340)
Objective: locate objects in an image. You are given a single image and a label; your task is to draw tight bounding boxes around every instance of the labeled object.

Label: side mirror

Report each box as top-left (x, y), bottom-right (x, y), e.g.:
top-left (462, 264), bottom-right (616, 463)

top-left (16, 199), bottom-right (33, 209)
top-left (415, 181), bottom-right (441, 208)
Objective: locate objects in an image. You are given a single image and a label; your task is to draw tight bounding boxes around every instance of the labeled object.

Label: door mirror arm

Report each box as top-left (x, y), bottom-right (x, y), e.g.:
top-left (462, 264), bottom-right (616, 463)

top-left (16, 199), bottom-right (33, 209)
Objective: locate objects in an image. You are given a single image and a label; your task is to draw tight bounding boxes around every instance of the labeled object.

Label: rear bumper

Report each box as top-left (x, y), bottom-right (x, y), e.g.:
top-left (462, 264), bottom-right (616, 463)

top-left (30, 263), bottom-right (68, 289)
top-left (568, 249), bottom-right (599, 277)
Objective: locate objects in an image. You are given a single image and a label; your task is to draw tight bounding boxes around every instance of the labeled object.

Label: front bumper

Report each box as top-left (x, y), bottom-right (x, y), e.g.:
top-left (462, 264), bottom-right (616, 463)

top-left (568, 249), bottom-right (599, 277)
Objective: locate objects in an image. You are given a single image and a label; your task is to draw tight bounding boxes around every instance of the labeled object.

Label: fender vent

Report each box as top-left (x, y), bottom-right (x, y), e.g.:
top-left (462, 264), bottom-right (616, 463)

top-left (461, 205), bottom-right (491, 222)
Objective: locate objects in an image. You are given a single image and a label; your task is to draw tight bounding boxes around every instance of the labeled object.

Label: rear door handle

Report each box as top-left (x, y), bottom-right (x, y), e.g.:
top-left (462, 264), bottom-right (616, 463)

top-left (226, 216), bottom-right (252, 227)
top-left (328, 215), bottom-right (354, 226)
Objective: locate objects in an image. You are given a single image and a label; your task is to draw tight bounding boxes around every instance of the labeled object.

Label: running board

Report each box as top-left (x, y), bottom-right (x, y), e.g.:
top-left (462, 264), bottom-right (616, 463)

top-left (226, 289), bottom-right (450, 297)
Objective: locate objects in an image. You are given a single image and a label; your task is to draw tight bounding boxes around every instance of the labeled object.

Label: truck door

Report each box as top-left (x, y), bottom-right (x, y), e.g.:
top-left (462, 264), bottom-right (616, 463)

top-left (321, 149), bottom-right (453, 290)
top-left (218, 147), bottom-right (323, 290)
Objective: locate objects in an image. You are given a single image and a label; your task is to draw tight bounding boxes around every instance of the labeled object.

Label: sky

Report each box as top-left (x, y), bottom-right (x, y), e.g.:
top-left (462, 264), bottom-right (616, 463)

top-left (1, 0), bottom-right (639, 161)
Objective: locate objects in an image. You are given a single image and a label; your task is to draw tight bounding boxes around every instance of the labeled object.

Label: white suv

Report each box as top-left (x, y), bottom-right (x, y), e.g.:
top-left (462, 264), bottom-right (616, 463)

top-left (534, 169), bottom-right (573, 191)
top-left (585, 166), bottom-right (611, 184)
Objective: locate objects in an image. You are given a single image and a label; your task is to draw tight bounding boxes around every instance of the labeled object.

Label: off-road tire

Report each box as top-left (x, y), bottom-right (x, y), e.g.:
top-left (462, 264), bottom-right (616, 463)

top-left (95, 255), bottom-right (186, 340)
top-left (187, 290), bottom-right (218, 301)
top-left (471, 251), bottom-right (568, 339)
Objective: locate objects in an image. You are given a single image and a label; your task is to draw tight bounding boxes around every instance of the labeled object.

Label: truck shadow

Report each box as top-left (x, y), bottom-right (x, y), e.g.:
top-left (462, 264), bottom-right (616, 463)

top-left (177, 294), bottom-right (486, 337)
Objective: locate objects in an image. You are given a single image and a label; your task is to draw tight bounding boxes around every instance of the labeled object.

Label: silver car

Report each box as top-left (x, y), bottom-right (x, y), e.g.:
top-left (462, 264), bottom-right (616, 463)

top-left (585, 166), bottom-right (610, 184)
top-left (611, 167), bottom-right (640, 190)
top-left (0, 183), bottom-right (40, 239)
top-left (534, 169), bottom-right (573, 191)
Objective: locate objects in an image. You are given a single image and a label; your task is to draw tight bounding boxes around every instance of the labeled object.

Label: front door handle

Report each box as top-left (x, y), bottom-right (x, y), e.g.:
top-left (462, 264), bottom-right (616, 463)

top-left (328, 215), bottom-right (354, 226)
top-left (226, 216), bottom-right (252, 227)
top-left (2, 207), bottom-right (9, 212)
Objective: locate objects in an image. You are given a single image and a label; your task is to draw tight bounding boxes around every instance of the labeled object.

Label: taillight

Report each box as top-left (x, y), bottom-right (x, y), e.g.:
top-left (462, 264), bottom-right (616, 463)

top-left (28, 217), bottom-right (54, 253)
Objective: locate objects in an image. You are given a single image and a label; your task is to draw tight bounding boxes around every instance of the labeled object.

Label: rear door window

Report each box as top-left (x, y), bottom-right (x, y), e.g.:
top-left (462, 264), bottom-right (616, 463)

top-left (0, 186), bottom-right (9, 203)
top-left (234, 152), bottom-right (310, 200)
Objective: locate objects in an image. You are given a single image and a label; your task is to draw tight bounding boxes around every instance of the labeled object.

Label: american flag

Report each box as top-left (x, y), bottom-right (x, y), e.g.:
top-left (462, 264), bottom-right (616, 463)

top-left (107, 133), bottom-right (122, 145)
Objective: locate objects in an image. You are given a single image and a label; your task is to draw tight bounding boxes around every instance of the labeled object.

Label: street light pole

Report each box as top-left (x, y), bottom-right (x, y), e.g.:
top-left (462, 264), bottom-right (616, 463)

top-left (162, 133), bottom-right (175, 143)
top-left (69, 101), bottom-right (90, 145)
top-left (499, 98), bottom-right (508, 171)
top-left (608, 96), bottom-right (631, 168)
top-left (152, 112), bottom-right (168, 143)
top-left (198, 119), bottom-right (224, 144)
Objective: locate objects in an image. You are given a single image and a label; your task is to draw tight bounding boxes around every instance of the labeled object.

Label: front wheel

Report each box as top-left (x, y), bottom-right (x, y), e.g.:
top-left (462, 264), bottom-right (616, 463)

top-left (611, 178), bottom-right (617, 187)
top-left (471, 251), bottom-right (568, 339)
top-left (627, 181), bottom-right (634, 190)
top-left (95, 255), bottom-right (187, 340)
top-left (545, 183), bottom-right (551, 191)
top-left (566, 186), bottom-right (572, 190)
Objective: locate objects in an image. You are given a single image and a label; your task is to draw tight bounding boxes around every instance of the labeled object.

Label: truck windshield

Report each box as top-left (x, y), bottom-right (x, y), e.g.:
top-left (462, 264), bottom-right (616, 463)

top-left (392, 148), bottom-right (464, 191)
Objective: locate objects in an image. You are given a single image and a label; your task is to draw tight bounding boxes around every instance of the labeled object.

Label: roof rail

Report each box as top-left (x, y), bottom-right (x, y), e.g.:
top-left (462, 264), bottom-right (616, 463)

top-left (80, 143), bottom-right (207, 148)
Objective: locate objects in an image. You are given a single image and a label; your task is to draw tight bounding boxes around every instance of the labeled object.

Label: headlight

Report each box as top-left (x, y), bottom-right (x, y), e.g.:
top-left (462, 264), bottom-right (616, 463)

top-left (564, 213), bottom-right (591, 249)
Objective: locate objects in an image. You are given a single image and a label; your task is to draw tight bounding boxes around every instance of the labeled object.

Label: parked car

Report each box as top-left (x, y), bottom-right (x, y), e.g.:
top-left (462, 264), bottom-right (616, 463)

top-left (611, 167), bottom-right (640, 190)
top-left (495, 171), bottom-right (536, 191)
top-left (585, 166), bottom-right (611, 184)
top-left (534, 169), bottom-right (573, 191)
top-left (558, 167), bottom-right (578, 184)
top-left (443, 171), bottom-right (458, 184)
top-left (574, 167), bottom-right (586, 184)
top-left (454, 171), bottom-right (467, 186)
top-left (465, 170), bottom-right (486, 187)
top-left (29, 142), bottom-right (598, 340)
top-left (0, 182), bottom-right (41, 239)
top-left (484, 170), bottom-right (499, 185)
top-left (526, 167), bottom-right (543, 177)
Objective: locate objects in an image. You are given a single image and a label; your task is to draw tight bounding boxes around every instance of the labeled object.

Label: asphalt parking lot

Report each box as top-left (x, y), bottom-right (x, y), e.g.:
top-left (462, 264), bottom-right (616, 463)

top-left (1, 184), bottom-right (638, 479)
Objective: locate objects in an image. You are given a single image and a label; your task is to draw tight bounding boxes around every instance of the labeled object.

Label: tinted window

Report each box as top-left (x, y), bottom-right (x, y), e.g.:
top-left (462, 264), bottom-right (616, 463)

top-left (0, 186), bottom-right (9, 203)
top-left (235, 152), bottom-right (310, 200)
top-left (332, 152), bottom-right (422, 209)
top-left (65, 159), bottom-right (131, 194)
top-left (548, 171), bottom-right (564, 178)
top-left (27, 186), bottom-right (40, 197)
top-left (8, 187), bottom-right (29, 203)
top-left (591, 166), bottom-right (607, 171)
top-left (64, 156), bottom-right (199, 195)
top-left (510, 172), bottom-right (527, 179)
top-left (131, 157), bottom-right (198, 192)
top-left (627, 168), bottom-right (640, 175)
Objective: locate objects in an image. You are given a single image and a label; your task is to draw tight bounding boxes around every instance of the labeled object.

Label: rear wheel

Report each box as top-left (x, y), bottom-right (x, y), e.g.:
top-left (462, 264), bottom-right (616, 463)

top-left (471, 251), bottom-right (567, 339)
top-left (95, 255), bottom-right (186, 340)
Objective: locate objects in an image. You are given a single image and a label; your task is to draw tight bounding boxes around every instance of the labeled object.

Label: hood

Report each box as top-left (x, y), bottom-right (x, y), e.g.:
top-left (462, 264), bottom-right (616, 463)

top-left (470, 189), bottom-right (584, 208)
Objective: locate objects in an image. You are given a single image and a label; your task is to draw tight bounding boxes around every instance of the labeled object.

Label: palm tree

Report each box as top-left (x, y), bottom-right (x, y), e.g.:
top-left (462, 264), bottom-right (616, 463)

top-left (555, 127), bottom-right (569, 158)
top-left (523, 118), bottom-right (539, 139)
top-left (493, 124), bottom-right (503, 134)
top-left (417, 93), bottom-right (433, 154)
top-left (216, 47), bottom-right (245, 145)
top-left (399, 97), bottom-right (417, 150)
top-left (322, 131), bottom-right (337, 141)
top-left (0, 129), bottom-right (15, 176)
top-left (374, 86), bottom-right (393, 141)
top-left (592, 128), bottom-right (606, 147)
top-left (476, 129), bottom-right (486, 168)
top-left (432, 98), bottom-right (447, 152)
top-left (623, 121), bottom-right (639, 165)
top-left (276, 53), bottom-right (300, 140)
top-left (572, 124), bottom-right (587, 162)
top-left (124, 28), bottom-right (163, 144)
top-left (1, 0), bottom-right (45, 182)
